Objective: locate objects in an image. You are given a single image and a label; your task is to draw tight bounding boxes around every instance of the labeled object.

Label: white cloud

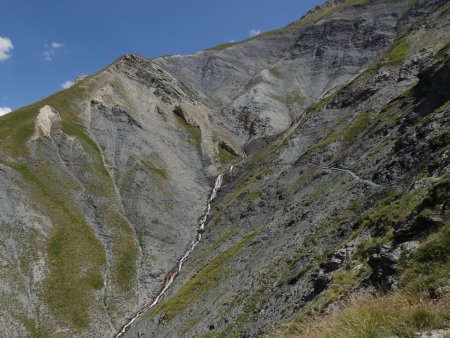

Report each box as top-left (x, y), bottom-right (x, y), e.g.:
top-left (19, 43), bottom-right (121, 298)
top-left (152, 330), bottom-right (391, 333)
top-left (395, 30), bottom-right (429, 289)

top-left (61, 80), bottom-right (74, 89)
top-left (0, 37), bottom-right (13, 62)
top-left (51, 42), bottom-right (64, 49)
top-left (0, 107), bottom-right (12, 116)
top-left (43, 41), bottom-right (64, 61)
top-left (249, 28), bottom-right (261, 37)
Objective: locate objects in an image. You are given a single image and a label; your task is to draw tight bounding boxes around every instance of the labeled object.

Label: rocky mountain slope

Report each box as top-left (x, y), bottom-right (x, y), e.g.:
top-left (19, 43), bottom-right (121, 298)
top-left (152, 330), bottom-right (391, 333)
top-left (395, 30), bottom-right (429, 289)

top-left (0, 0), bottom-right (449, 337)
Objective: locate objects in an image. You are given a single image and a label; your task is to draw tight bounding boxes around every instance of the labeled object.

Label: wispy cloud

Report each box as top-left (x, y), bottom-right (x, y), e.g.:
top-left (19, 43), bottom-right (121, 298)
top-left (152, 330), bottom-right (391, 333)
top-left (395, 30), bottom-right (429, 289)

top-left (0, 37), bottom-right (13, 62)
top-left (51, 42), bottom-right (63, 49)
top-left (249, 28), bottom-right (261, 37)
top-left (61, 80), bottom-right (74, 89)
top-left (43, 41), bottom-right (64, 61)
top-left (0, 107), bottom-right (12, 116)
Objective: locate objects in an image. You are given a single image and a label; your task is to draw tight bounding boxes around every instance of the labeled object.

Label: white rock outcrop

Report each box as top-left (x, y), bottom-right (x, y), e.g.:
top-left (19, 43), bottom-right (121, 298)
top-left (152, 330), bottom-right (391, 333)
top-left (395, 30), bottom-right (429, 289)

top-left (32, 105), bottom-right (60, 140)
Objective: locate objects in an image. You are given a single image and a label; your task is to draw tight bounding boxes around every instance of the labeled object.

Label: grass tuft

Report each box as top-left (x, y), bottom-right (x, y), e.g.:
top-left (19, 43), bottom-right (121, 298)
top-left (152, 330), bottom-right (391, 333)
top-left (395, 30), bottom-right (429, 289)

top-left (141, 159), bottom-right (168, 180)
top-left (311, 112), bottom-right (371, 150)
top-left (269, 67), bottom-right (284, 79)
top-left (387, 41), bottom-right (411, 65)
top-left (149, 227), bottom-right (262, 321)
top-left (279, 292), bottom-right (449, 338)
top-left (218, 146), bottom-right (239, 165)
top-left (401, 226), bottom-right (450, 296)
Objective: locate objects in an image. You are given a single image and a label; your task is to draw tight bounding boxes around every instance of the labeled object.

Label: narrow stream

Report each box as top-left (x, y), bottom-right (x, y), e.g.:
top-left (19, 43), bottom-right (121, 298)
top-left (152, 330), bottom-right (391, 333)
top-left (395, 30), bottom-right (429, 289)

top-left (115, 166), bottom-right (234, 337)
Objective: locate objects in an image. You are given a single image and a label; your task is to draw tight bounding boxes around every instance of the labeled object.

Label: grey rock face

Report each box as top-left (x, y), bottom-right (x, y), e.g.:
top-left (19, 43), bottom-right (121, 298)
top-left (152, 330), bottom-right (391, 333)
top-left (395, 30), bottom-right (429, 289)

top-left (125, 1), bottom-right (450, 337)
top-left (367, 244), bottom-right (401, 290)
top-left (0, 51), bottom-right (230, 336)
top-left (155, 0), bottom-right (426, 147)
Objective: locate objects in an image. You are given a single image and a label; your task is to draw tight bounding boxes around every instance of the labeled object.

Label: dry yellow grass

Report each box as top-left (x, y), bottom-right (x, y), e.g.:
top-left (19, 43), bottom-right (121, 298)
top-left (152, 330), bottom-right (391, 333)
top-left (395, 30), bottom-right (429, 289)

top-left (275, 292), bottom-right (450, 338)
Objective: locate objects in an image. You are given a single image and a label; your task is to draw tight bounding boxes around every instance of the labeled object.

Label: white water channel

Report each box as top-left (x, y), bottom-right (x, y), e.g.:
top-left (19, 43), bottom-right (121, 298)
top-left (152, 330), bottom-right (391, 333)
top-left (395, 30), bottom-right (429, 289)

top-left (115, 166), bottom-right (234, 337)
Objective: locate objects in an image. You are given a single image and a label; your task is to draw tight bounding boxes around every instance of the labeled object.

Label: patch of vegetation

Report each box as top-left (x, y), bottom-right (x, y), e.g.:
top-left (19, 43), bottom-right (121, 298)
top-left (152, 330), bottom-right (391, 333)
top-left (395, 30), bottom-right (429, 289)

top-left (17, 315), bottom-right (51, 338)
top-left (287, 264), bottom-right (314, 285)
top-left (212, 226), bottom-right (236, 250)
top-left (1, 68), bottom-right (140, 324)
top-left (183, 223), bottom-right (233, 273)
top-left (434, 40), bottom-right (450, 62)
top-left (80, 127), bottom-right (139, 290)
top-left (274, 176), bottom-right (450, 337)
top-left (218, 145), bottom-right (238, 165)
top-left (278, 293), bottom-right (449, 338)
top-left (421, 173), bottom-right (450, 209)
top-left (318, 267), bottom-right (369, 310)
top-left (283, 197), bottom-right (365, 287)
top-left (355, 228), bottom-right (394, 260)
top-left (248, 120), bottom-right (299, 166)
top-left (267, 93), bottom-right (286, 104)
top-left (343, 112), bottom-right (370, 142)
top-left (310, 93), bottom-right (335, 112)
top-left (430, 128), bottom-right (450, 150)
top-left (243, 190), bottom-right (262, 203)
top-left (61, 121), bottom-right (99, 153)
top-left (10, 109), bottom-right (140, 321)
top-left (353, 187), bottom-right (429, 258)
top-left (268, 91), bottom-right (306, 106)
top-left (85, 271), bottom-right (105, 290)
top-left (0, 77), bottom-right (96, 157)
top-left (215, 166), bottom-right (268, 215)
top-left (18, 229), bottom-right (42, 281)
top-left (12, 162), bottom-right (106, 330)
top-left (207, 41), bottom-right (242, 52)
top-left (62, 122), bottom-right (139, 291)
top-left (401, 226), bottom-right (450, 295)
top-left (148, 227), bottom-right (262, 321)
top-left (141, 159), bottom-right (168, 180)
top-left (358, 187), bottom-right (424, 235)
top-left (311, 112), bottom-right (371, 150)
top-left (269, 67), bottom-right (284, 79)
top-left (287, 199), bottom-right (365, 273)
top-left (108, 211), bottom-right (138, 290)
top-left (292, 167), bottom-right (318, 194)
top-left (216, 258), bottom-right (290, 337)
top-left (387, 41), bottom-right (411, 65)
top-left (0, 104), bottom-right (37, 157)
top-left (373, 83), bottom-right (418, 128)
top-left (235, 286), bottom-right (271, 328)
top-left (173, 113), bottom-right (202, 152)
top-left (286, 92), bottom-right (306, 106)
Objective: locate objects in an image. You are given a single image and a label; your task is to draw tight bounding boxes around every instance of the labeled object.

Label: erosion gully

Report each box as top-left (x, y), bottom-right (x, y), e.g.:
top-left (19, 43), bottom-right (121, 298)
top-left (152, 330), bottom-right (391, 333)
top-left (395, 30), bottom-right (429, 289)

top-left (115, 166), bottom-right (234, 337)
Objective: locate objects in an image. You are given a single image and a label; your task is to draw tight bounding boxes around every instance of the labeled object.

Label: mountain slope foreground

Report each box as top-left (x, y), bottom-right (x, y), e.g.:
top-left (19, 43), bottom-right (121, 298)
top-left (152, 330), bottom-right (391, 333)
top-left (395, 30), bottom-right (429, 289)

top-left (0, 0), bottom-right (449, 337)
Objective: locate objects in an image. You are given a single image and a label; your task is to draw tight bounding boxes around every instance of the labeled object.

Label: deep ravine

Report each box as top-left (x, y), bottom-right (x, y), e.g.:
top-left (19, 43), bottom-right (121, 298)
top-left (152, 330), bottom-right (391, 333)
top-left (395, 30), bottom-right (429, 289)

top-left (115, 166), bottom-right (234, 337)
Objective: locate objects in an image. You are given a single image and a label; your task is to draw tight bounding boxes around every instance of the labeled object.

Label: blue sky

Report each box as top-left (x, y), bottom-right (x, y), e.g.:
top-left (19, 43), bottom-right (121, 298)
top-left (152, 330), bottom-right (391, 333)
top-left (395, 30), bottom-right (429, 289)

top-left (0, 0), bottom-right (322, 113)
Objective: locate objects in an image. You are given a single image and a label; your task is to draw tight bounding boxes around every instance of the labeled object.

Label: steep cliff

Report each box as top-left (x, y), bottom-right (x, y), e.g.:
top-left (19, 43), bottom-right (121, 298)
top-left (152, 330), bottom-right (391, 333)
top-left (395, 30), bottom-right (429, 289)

top-left (0, 0), bottom-right (448, 337)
